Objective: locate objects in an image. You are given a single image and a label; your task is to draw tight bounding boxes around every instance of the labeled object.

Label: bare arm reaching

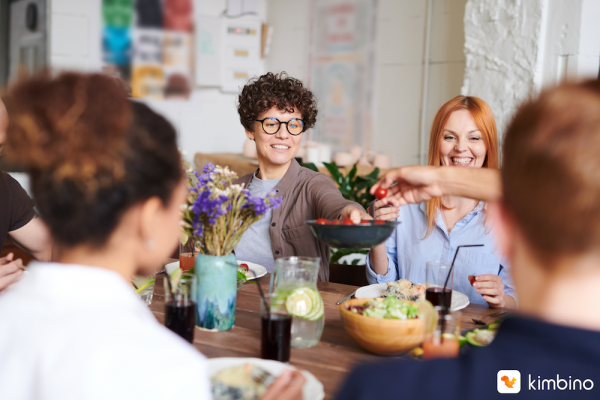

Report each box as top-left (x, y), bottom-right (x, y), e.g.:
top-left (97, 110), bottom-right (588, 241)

top-left (370, 166), bottom-right (502, 206)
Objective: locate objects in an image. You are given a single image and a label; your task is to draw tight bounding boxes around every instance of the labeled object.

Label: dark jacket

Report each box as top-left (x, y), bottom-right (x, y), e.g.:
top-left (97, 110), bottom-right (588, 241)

top-left (234, 159), bottom-right (364, 281)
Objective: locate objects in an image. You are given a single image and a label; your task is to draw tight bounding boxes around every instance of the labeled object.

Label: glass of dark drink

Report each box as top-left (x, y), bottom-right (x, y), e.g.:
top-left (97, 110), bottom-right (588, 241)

top-left (260, 294), bottom-right (292, 363)
top-left (425, 261), bottom-right (454, 309)
top-left (164, 273), bottom-right (197, 343)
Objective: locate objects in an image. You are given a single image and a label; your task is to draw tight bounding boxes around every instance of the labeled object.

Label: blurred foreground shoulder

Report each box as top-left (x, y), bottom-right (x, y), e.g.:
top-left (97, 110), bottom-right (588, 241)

top-left (335, 358), bottom-right (464, 400)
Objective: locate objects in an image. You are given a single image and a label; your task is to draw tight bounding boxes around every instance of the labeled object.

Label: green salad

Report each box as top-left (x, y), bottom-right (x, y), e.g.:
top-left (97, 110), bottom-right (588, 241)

top-left (348, 296), bottom-right (420, 320)
top-left (237, 268), bottom-right (248, 282)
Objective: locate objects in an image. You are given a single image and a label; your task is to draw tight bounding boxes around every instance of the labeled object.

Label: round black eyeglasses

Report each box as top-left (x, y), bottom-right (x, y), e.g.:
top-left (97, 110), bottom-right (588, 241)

top-left (255, 117), bottom-right (305, 136)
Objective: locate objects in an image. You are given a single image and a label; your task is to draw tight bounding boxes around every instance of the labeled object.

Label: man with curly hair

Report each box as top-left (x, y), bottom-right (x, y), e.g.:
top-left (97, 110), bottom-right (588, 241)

top-left (234, 72), bottom-right (370, 281)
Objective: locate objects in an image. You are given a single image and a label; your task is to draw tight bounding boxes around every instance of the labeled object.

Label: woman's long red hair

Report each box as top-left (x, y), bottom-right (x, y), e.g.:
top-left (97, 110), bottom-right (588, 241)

top-left (424, 96), bottom-right (499, 237)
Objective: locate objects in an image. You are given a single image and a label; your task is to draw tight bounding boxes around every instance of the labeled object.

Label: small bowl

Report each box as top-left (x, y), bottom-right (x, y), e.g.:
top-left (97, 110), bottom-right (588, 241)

top-left (307, 220), bottom-right (401, 249)
top-left (339, 298), bottom-right (425, 355)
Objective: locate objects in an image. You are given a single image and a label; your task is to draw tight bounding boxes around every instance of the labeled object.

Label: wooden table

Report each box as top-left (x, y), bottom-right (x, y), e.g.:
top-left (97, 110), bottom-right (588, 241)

top-left (150, 274), bottom-right (507, 399)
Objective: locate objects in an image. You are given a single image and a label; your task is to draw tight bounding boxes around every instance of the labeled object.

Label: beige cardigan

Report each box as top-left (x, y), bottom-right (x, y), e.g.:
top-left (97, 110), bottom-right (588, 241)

top-left (234, 159), bottom-right (364, 281)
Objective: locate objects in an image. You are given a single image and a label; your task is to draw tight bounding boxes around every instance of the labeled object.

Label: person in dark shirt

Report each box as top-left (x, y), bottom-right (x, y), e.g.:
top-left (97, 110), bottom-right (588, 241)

top-left (0, 99), bottom-right (51, 291)
top-left (337, 80), bottom-right (600, 399)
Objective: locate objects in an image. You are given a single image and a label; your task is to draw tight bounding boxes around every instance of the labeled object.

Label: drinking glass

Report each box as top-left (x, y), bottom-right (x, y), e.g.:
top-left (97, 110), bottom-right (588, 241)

top-left (271, 257), bottom-right (324, 349)
top-left (260, 293), bottom-right (292, 362)
top-left (132, 273), bottom-right (156, 305)
top-left (164, 273), bottom-right (197, 343)
top-left (179, 239), bottom-right (198, 272)
top-left (422, 307), bottom-right (461, 360)
top-left (425, 261), bottom-right (454, 309)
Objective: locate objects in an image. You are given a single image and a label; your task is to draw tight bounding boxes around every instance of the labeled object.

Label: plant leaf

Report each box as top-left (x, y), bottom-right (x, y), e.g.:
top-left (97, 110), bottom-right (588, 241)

top-left (323, 162), bottom-right (344, 185)
top-left (365, 167), bottom-right (380, 180)
top-left (347, 162), bottom-right (358, 182)
top-left (301, 162), bottom-right (319, 172)
top-left (330, 248), bottom-right (369, 263)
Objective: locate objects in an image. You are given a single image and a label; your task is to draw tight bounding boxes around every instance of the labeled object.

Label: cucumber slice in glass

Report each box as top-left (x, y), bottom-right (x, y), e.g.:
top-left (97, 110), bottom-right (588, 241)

top-left (286, 288), bottom-right (314, 318)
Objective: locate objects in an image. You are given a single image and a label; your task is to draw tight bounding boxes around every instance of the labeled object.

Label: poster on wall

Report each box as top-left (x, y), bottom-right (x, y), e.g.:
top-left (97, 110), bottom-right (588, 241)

top-left (308, 0), bottom-right (377, 151)
top-left (220, 17), bottom-right (262, 93)
top-left (163, 0), bottom-right (194, 99)
top-left (101, 0), bottom-right (194, 100)
top-left (194, 14), bottom-right (263, 91)
top-left (195, 15), bottom-right (222, 87)
top-left (102, 0), bottom-right (133, 82)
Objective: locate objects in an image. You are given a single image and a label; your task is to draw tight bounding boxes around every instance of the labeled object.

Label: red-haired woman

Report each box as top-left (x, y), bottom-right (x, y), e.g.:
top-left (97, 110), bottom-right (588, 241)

top-left (337, 79), bottom-right (600, 400)
top-left (367, 96), bottom-right (516, 309)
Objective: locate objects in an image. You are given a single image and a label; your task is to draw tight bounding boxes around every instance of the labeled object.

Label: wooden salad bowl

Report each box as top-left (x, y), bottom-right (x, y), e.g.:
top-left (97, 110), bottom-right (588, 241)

top-left (339, 298), bottom-right (425, 355)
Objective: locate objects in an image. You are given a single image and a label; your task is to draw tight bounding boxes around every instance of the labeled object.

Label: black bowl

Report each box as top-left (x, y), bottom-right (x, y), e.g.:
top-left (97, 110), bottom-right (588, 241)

top-left (306, 220), bottom-right (401, 249)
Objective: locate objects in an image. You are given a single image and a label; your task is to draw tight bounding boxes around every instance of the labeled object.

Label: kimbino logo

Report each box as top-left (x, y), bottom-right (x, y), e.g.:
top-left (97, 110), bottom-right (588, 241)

top-left (497, 370), bottom-right (595, 393)
top-left (528, 375), bottom-right (594, 391)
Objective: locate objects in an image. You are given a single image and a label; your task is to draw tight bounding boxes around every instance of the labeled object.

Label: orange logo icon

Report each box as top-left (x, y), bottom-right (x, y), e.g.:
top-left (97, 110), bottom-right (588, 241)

top-left (501, 375), bottom-right (518, 388)
top-left (498, 370), bottom-right (521, 393)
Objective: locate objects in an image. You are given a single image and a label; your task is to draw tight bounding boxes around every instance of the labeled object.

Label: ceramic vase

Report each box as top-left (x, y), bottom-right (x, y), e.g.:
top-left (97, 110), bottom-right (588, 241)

top-left (194, 253), bottom-right (237, 331)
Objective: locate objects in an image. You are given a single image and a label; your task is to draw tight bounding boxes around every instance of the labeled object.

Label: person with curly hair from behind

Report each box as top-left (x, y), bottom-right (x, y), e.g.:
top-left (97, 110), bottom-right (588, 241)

top-left (234, 72), bottom-right (370, 281)
top-left (0, 72), bottom-right (306, 400)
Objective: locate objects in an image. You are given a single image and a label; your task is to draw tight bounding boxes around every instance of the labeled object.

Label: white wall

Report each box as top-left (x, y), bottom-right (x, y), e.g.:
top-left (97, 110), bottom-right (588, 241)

top-left (539, 0), bottom-right (600, 86)
top-left (420, 0), bottom-right (468, 164)
top-left (49, 0), bottom-right (93, 71)
top-left (461, 0), bottom-right (546, 139)
top-left (48, 0), bottom-right (267, 163)
top-left (264, 0), bottom-right (309, 82)
top-left (462, 0), bottom-right (600, 139)
top-left (48, 0), bottom-right (468, 167)
top-left (266, 0), bottom-right (468, 167)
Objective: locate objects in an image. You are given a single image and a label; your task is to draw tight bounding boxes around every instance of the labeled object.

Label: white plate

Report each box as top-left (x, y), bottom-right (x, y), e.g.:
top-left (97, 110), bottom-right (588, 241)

top-left (237, 260), bottom-right (267, 280)
top-left (207, 357), bottom-right (324, 400)
top-left (164, 260), bottom-right (267, 280)
top-left (164, 261), bottom-right (180, 275)
top-left (355, 283), bottom-right (470, 311)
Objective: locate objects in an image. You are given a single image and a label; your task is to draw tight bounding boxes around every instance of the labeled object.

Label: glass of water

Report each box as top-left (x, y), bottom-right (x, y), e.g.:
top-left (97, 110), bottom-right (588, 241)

top-left (132, 273), bottom-right (156, 305)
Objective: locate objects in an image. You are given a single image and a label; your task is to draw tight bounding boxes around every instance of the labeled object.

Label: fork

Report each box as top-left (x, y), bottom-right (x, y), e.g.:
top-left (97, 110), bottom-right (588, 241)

top-left (249, 366), bottom-right (274, 387)
top-left (336, 290), bottom-right (357, 305)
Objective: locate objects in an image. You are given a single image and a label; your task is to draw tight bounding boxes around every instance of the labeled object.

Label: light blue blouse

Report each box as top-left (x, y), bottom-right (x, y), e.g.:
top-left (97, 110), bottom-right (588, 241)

top-left (365, 202), bottom-right (516, 306)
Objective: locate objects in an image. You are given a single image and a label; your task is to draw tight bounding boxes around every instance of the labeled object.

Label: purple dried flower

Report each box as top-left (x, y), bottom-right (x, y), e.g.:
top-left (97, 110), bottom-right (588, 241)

top-left (183, 163), bottom-right (286, 255)
top-left (191, 190), bottom-right (229, 226)
top-left (266, 191), bottom-right (283, 209)
top-left (193, 221), bottom-right (203, 237)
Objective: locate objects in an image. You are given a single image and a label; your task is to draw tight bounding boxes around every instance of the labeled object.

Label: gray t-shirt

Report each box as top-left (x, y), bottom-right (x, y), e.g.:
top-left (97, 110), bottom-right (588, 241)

top-left (234, 173), bottom-right (281, 272)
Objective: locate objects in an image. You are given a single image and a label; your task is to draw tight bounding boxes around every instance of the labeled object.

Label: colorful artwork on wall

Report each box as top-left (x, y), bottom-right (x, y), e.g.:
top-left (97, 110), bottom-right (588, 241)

top-left (101, 0), bottom-right (194, 100)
